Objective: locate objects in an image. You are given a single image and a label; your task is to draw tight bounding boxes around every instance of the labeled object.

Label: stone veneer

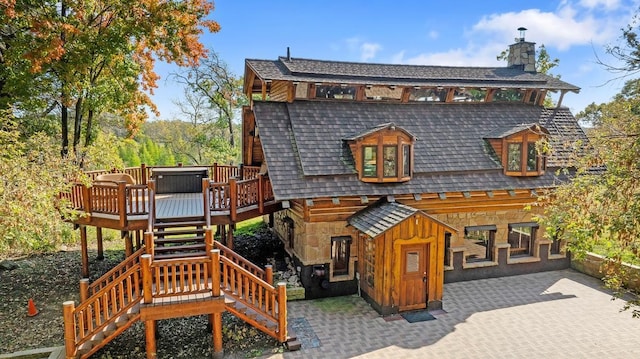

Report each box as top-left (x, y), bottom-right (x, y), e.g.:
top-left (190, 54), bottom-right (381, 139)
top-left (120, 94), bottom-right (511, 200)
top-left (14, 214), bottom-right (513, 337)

top-left (508, 40), bottom-right (536, 72)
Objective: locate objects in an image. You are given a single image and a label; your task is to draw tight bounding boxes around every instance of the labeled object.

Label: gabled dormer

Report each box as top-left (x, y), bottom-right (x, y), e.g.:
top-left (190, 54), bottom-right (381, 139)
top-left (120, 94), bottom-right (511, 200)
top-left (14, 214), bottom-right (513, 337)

top-left (484, 124), bottom-right (549, 177)
top-left (343, 123), bottom-right (416, 183)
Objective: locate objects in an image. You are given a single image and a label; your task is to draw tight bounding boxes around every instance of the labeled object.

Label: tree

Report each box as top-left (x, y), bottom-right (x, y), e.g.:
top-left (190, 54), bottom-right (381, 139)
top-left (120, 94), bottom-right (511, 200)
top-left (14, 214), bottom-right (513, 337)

top-left (537, 79), bottom-right (640, 317)
top-left (1, 0), bottom-right (220, 158)
top-left (170, 50), bottom-right (246, 147)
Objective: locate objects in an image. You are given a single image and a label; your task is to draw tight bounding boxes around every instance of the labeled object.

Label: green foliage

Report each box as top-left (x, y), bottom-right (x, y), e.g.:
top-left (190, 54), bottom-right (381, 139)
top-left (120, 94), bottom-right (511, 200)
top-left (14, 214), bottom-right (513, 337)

top-left (81, 131), bottom-right (125, 171)
top-left (234, 218), bottom-right (267, 236)
top-left (0, 117), bottom-right (83, 257)
top-left (536, 79), bottom-right (640, 316)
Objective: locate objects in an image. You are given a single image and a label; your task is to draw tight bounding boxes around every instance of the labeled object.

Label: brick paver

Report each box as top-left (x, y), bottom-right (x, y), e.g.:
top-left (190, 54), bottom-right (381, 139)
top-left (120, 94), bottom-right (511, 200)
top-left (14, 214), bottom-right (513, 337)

top-left (262, 269), bottom-right (640, 359)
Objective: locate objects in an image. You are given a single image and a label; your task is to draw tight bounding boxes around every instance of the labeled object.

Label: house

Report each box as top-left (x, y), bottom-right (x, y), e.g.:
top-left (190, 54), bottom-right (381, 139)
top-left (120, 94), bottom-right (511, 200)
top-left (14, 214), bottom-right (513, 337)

top-left (241, 35), bottom-right (587, 315)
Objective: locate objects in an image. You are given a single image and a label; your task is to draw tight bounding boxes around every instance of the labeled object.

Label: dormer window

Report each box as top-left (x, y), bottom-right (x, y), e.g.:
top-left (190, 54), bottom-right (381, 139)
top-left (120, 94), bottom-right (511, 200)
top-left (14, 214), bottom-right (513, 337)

top-left (484, 124), bottom-right (549, 177)
top-left (344, 123), bottom-right (416, 183)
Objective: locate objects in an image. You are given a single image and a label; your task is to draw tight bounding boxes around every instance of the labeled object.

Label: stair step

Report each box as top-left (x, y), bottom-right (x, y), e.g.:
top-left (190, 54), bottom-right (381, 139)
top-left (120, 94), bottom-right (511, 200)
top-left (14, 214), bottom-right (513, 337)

top-left (154, 236), bottom-right (205, 245)
top-left (154, 228), bottom-right (206, 236)
top-left (78, 341), bottom-right (93, 355)
top-left (154, 251), bottom-right (208, 260)
top-left (154, 220), bottom-right (206, 229)
top-left (103, 322), bottom-right (117, 336)
top-left (244, 309), bottom-right (258, 319)
top-left (153, 243), bottom-right (206, 252)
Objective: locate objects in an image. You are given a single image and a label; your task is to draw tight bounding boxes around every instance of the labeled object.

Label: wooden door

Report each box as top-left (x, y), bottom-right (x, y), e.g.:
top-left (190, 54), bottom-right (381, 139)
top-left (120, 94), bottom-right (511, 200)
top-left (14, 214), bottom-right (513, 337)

top-left (397, 243), bottom-right (429, 311)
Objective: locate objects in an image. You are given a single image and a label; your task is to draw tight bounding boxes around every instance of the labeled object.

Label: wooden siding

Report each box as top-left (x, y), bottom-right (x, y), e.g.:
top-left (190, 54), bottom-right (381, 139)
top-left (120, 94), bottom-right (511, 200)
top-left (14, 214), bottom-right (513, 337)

top-left (268, 80), bottom-right (291, 102)
top-left (305, 190), bottom-right (537, 223)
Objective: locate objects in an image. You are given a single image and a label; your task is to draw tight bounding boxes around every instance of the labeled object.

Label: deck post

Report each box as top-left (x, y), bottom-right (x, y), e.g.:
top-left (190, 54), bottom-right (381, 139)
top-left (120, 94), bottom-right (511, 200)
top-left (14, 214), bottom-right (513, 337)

top-left (213, 163), bottom-right (218, 182)
top-left (79, 278), bottom-right (89, 302)
top-left (96, 227), bottom-right (104, 260)
top-left (205, 227), bottom-right (213, 253)
top-left (118, 182), bottom-right (127, 228)
top-left (265, 265), bottom-right (273, 285)
top-left (211, 249), bottom-right (221, 297)
top-left (239, 164), bottom-right (244, 180)
top-left (82, 184), bottom-right (91, 212)
top-left (141, 163), bottom-right (147, 185)
top-left (144, 231), bottom-right (154, 256)
top-left (227, 225), bottom-right (234, 250)
top-left (229, 178), bottom-right (237, 222)
top-left (258, 174), bottom-right (264, 214)
top-left (63, 301), bottom-right (76, 359)
top-left (144, 320), bottom-right (157, 359)
top-left (277, 282), bottom-right (288, 342)
top-left (135, 230), bottom-right (142, 250)
top-left (80, 225), bottom-right (89, 278)
top-left (141, 254), bottom-right (153, 304)
top-left (202, 178), bottom-right (211, 228)
top-left (123, 230), bottom-right (133, 257)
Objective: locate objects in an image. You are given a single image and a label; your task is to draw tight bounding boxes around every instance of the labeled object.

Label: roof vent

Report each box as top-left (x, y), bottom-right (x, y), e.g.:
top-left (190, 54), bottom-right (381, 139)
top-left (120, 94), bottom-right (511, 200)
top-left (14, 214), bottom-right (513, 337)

top-left (286, 47), bottom-right (291, 61)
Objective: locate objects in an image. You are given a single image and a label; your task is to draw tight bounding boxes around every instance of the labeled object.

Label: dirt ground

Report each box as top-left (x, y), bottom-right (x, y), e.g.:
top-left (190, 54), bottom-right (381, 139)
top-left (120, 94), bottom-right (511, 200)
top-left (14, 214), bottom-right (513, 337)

top-left (0, 232), bottom-right (284, 358)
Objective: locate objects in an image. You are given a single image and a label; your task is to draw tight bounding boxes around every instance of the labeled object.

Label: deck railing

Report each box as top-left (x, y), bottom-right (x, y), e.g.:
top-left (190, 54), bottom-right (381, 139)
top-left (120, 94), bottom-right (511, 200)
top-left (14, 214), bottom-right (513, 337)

top-left (83, 247), bottom-right (146, 299)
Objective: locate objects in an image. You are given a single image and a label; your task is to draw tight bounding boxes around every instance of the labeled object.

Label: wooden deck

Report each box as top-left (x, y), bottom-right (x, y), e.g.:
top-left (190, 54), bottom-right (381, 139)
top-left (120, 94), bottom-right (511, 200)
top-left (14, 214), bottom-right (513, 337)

top-left (156, 193), bottom-right (204, 219)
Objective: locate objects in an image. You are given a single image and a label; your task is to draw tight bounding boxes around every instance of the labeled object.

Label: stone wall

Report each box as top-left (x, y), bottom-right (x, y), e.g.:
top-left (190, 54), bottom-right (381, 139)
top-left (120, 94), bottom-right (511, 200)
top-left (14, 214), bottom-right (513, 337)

top-left (571, 253), bottom-right (640, 291)
top-left (508, 41), bottom-right (536, 72)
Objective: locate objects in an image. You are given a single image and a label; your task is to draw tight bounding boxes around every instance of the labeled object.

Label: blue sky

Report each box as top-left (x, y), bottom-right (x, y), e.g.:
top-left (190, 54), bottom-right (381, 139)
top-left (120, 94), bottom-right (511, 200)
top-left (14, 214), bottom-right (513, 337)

top-left (150, 0), bottom-right (640, 120)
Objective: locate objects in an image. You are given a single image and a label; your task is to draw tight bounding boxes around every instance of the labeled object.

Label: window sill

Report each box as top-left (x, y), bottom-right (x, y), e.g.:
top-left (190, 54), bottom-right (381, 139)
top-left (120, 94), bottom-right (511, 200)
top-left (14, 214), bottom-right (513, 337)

top-left (548, 253), bottom-right (567, 260)
top-left (507, 255), bottom-right (540, 264)
top-left (463, 260), bottom-right (498, 269)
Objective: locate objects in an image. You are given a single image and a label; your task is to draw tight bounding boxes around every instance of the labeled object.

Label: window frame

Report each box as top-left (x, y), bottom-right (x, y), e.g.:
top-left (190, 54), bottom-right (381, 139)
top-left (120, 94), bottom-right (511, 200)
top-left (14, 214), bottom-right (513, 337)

top-left (464, 225), bottom-right (497, 262)
top-left (507, 222), bottom-right (538, 257)
top-left (331, 236), bottom-right (352, 276)
top-left (362, 145), bottom-right (378, 178)
top-left (502, 131), bottom-right (547, 176)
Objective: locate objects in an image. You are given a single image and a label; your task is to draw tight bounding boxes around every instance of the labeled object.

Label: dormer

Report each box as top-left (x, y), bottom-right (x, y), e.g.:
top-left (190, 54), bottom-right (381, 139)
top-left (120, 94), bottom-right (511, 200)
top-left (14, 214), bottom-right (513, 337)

top-left (484, 124), bottom-right (549, 177)
top-left (344, 123), bottom-right (416, 183)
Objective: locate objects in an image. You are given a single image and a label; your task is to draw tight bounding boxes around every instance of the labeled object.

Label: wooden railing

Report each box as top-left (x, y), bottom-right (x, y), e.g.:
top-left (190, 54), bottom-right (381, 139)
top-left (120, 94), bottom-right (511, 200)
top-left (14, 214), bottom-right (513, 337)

top-left (63, 265), bottom-right (142, 359)
top-left (142, 251), bottom-right (220, 300)
top-left (220, 256), bottom-right (287, 342)
top-left (205, 174), bottom-right (274, 221)
top-left (83, 247), bottom-right (146, 299)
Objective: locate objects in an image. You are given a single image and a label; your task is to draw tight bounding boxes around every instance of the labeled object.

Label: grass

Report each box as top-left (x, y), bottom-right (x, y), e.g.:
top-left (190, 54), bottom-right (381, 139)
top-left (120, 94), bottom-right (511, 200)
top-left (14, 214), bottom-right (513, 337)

top-left (234, 217), bottom-right (266, 236)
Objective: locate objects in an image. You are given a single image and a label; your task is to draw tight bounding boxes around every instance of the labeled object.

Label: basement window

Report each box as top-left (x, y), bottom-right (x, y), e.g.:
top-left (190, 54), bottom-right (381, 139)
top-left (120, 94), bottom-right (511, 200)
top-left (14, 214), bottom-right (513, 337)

top-left (464, 225), bottom-right (496, 262)
top-left (508, 223), bottom-right (538, 257)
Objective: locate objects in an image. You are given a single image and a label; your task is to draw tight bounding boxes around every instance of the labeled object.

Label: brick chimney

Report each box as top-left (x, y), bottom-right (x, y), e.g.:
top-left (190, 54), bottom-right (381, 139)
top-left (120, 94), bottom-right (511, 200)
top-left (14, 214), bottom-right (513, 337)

top-left (507, 27), bottom-right (536, 73)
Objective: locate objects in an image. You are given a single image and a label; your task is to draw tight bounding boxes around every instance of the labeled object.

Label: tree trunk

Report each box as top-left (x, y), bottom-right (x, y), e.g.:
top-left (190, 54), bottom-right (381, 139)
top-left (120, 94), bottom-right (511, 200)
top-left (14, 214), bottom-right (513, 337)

top-left (61, 103), bottom-right (69, 157)
top-left (84, 108), bottom-right (94, 147)
top-left (73, 96), bottom-right (83, 154)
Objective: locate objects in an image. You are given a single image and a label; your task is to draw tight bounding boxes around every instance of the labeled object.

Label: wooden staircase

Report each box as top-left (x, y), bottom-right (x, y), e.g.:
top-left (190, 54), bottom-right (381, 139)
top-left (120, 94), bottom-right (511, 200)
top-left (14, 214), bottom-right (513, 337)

top-left (151, 218), bottom-right (208, 259)
top-left (63, 229), bottom-right (298, 359)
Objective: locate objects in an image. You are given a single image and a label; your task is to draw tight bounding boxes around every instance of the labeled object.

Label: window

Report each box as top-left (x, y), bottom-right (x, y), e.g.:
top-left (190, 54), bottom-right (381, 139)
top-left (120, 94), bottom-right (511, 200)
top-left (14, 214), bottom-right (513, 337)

top-left (402, 145), bottom-right (411, 177)
top-left (383, 146), bottom-right (397, 177)
top-left (443, 232), bottom-right (452, 266)
top-left (316, 85), bottom-right (357, 99)
top-left (508, 223), bottom-right (538, 257)
top-left (550, 235), bottom-right (562, 255)
top-left (364, 237), bottom-right (375, 287)
top-left (409, 88), bottom-right (447, 102)
top-left (526, 142), bottom-right (537, 171)
top-left (493, 88), bottom-right (525, 102)
top-left (507, 143), bottom-right (522, 172)
top-left (364, 86), bottom-right (403, 101)
top-left (464, 225), bottom-right (496, 262)
top-left (331, 236), bottom-right (352, 276)
top-left (363, 146), bottom-right (377, 177)
top-left (453, 88), bottom-right (487, 102)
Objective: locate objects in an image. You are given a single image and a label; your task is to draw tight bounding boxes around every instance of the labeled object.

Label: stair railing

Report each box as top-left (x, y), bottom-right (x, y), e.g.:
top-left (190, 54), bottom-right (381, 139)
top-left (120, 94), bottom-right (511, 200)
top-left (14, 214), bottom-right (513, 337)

top-left (63, 264), bottom-right (142, 359)
top-left (82, 247), bottom-right (146, 299)
top-left (220, 256), bottom-right (287, 342)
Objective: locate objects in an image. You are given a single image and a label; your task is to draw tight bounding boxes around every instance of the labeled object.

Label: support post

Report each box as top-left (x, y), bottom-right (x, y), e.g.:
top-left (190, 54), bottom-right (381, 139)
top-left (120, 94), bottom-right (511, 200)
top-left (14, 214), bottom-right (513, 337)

top-left (203, 178), bottom-right (211, 228)
top-left (213, 162), bottom-right (218, 182)
top-left (123, 230), bottom-right (133, 257)
top-left (205, 227), bottom-right (214, 253)
top-left (141, 254), bottom-right (153, 304)
top-left (80, 225), bottom-right (89, 278)
top-left (258, 174), bottom-right (264, 214)
top-left (63, 301), bottom-right (77, 359)
top-left (211, 249), bottom-right (220, 297)
top-left (135, 230), bottom-right (142, 250)
top-left (144, 231), bottom-right (154, 256)
top-left (229, 178), bottom-right (237, 222)
top-left (79, 278), bottom-right (89, 302)
top-left (265, 265), bottom-right (273, 286)
top-left (118, 181), bottom-right (127, 228)
top-left (145, 320), bottom-right (157, 359)
top-left (227, 225), bottom-right (234, 250)
top-left (96, 227), bottom-right (104, 260)
top-left (82, 184), bottom-right (91, 212)
top-left (212, 312), bottom-right (223, 359)
top-left (141, 163), bottom-right (147, 185)
top-left (277, 282), bottom-right (288, 343)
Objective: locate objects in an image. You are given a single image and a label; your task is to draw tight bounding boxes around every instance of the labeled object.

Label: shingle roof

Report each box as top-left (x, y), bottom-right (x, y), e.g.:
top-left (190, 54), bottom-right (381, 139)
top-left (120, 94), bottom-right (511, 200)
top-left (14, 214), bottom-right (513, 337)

top-left (483, 123), bottom-right (546, 139)
top-left (347, 200), bottom-right (419, 238)
top-left (245, 57), bottom-right (580, 92)
top-left (254, 101), bottom-right (586, 201)
top-left (342, 123), bottom-right (417, 141)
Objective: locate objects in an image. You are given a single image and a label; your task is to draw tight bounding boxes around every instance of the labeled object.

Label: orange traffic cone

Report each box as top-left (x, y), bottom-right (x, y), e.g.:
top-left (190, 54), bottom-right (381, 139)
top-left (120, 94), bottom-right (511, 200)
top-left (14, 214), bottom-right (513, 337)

top-left (27, 298), bottom-right (39, 317)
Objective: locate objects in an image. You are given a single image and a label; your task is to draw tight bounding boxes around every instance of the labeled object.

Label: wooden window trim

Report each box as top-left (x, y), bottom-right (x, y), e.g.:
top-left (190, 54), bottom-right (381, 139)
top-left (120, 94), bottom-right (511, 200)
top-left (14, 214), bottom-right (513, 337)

top-left (502, 132), bottom-right (546, 177)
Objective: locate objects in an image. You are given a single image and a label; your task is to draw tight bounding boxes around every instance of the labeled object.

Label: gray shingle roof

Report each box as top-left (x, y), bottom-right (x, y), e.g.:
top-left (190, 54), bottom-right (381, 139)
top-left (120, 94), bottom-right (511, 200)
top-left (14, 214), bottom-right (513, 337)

top-left (246, 57), bottom-right (580, 92)
top-left (254, 101), bottom-right (586, 201)
top-left (483, 123), bottom-right (545, 139)
top-left (347, 200), bottom-right (419, 238)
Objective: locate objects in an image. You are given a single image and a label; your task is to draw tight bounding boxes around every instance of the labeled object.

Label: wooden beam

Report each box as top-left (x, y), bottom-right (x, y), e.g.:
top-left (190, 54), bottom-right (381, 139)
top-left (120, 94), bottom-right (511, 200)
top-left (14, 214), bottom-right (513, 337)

top-left (80, 225), bottom-right (89, 278)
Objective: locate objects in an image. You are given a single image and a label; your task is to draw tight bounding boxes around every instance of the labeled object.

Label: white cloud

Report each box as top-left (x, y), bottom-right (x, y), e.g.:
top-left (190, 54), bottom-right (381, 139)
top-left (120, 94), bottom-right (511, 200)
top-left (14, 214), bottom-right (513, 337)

top-left (360, 42), bottom-right (382, 61)
top-left (579, 0), bottom-right (621, 10)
